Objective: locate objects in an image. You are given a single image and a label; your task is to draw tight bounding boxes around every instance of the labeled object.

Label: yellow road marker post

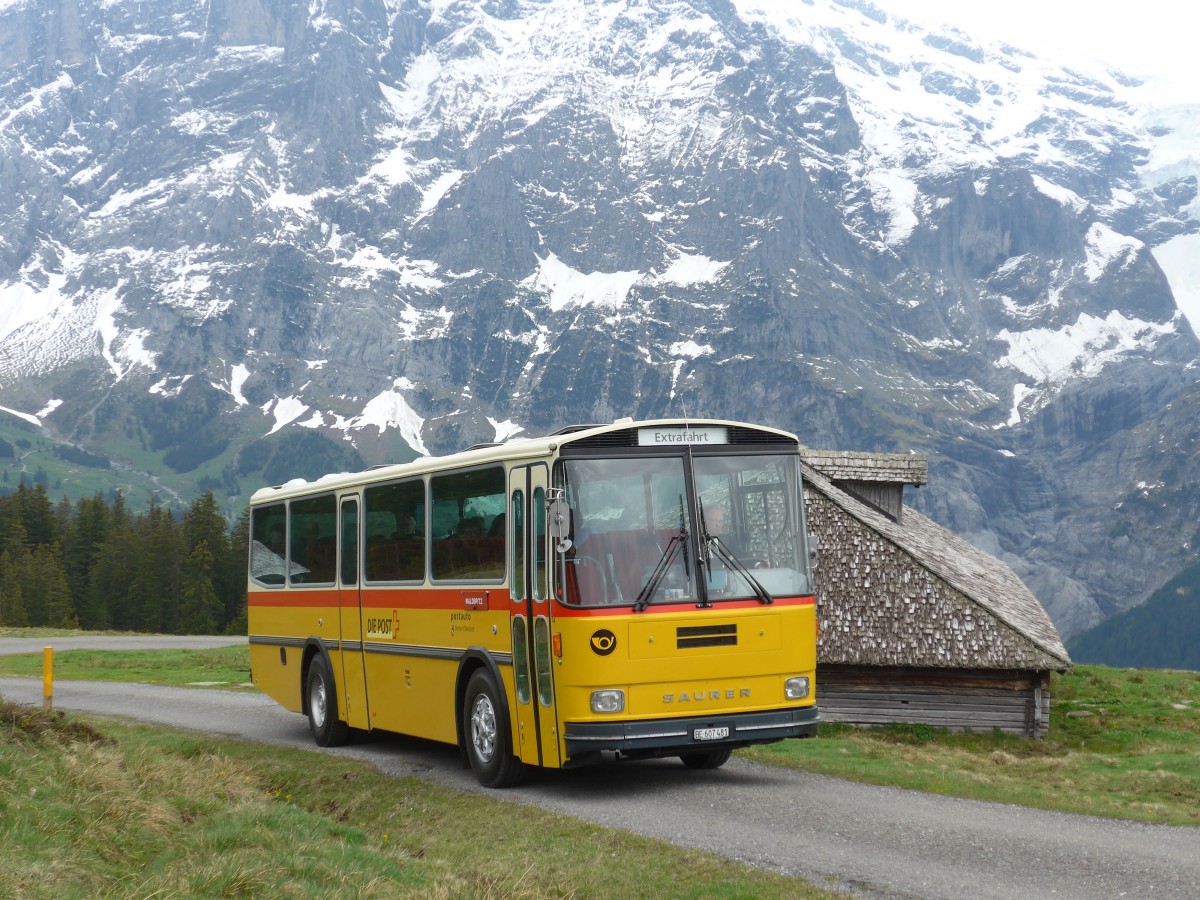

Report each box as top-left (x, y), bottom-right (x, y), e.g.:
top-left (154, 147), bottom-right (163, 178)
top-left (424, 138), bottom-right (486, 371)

top-left (43, 646), bottom-right (53, 713)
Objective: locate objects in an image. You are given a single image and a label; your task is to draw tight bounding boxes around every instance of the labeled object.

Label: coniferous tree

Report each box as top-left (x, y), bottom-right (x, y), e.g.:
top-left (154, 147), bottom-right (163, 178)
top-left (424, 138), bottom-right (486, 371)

top-left (179, 543), bottom-right (221, 633)
top-left (30, 543), bottom-right (73, 627)
top-left (0, 492), bottom-right (25, 551)
top-left (0, 549), bottom-right (29, 627)
top-left (227, 506), bottom-right (251, 634)
top-left (88, 499), bottom-right (135, 631)
top-left (130, 501), bottom-right (183, 633)
top-left (68, 494), bottom-right (113, 629)
top-left (13, 481), bottom-right (57, 547)
top-left (183, 493), bottom-right (232, 626)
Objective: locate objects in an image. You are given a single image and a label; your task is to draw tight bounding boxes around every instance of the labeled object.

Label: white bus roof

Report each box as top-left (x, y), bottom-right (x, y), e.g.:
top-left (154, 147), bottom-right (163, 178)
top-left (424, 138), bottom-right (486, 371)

top-left (248, 417), bottom-right (799, 505)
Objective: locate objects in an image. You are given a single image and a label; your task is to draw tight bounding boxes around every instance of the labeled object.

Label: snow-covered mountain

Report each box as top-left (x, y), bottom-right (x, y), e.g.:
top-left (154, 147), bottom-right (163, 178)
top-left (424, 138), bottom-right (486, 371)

top-left (2, 0), bottom-right (1198, 638)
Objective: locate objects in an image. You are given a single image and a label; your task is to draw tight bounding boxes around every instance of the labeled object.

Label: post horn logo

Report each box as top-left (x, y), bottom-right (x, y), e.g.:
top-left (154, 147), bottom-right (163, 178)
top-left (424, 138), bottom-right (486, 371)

top-left (590, 629), bottom-right (617, 656)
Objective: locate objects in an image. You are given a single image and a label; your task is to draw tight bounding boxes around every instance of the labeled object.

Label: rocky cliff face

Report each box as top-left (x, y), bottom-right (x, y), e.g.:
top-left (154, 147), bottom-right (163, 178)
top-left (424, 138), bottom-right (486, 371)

top-left (1, 0), bottom-right (1198, 638)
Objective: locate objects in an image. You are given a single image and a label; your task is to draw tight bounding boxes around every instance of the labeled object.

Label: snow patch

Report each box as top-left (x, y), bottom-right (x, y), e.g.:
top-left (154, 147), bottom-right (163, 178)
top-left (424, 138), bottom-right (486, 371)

top-left (95, 284), bottom-right (156, 379)
top-left (229, 364), bottom-right (251, 406)
top-left (150, 374), bottom-right (193, 397)
top-left (669, 340), bottom-right (713, 359)
top-left (334, 247), bottom-right (444, 290)
top-left (655, 253), bottom-right (729, 286)
top-left (339, 378), bottom-right (428, 455)
top-left (995, 311), bottom-right (1174, 385)
top-left (488, 417), bottom-right (525, 442)
top-left (1151, 232), bottom-right (1200, 340)
top-left (265, 396), bottom-right (310, 435)
top-left (418, 170), bottom-right (464, 216)
top-left (0, 405), bottom-right (41, 427)
top-left (1031, 175), bottom-right (1087, 211)
top-left (865, 169), bottom-right (920, 246)
top-left (522, 253), bottom-right (641, 312)
top-left (1084, 223), bottom-right (1142, 282)
top-left (0, 245), bottom-right (85, 349)
top-left (996, 382), bottom-right (1035, 427)
top-left (36, 399), bottom-right (62, 419)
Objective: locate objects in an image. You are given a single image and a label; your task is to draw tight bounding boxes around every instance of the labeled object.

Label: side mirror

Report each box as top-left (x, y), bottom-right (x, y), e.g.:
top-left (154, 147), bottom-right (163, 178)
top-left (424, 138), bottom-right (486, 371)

top-left (807, 533), bottom-right (818, 571)
top-left (548, 499), bottom-right (573, 552)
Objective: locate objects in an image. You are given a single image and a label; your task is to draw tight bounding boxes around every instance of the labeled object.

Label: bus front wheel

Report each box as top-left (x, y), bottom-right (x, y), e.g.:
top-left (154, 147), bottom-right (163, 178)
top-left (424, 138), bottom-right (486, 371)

top-left (462, 670), bottom-right (525, 788)
top-left (679, 748), bottom-right (732, 770)
top-left (306, 654), bottom-right (350, 747)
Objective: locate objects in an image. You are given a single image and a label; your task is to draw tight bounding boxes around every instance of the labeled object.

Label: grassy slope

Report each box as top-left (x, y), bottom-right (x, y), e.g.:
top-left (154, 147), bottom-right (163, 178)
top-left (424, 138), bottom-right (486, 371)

top-left (747, 664), bottom-right (1200, 826)
top-left (0, 702), bottom-right (838, 899)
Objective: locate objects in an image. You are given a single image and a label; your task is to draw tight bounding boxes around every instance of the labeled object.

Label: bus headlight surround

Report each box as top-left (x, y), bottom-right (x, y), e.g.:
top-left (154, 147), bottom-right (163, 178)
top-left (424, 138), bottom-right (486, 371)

top-left (784, 676), bottom-right (810, 700)
top-left (590, 689), bottom-right (625, 714)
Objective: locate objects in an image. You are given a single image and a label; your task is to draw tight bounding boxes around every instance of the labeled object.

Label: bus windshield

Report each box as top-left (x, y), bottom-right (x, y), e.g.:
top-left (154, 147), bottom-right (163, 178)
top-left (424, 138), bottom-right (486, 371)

top-left (558, 452), bottom-right (811, 606)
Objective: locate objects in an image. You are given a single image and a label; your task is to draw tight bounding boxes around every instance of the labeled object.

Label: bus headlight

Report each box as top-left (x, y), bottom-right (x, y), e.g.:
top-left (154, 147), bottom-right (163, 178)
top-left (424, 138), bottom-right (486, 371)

top-left (590, 689), bottom-right (625, 713)
top-left (784, 676), bottom-right (810, 700)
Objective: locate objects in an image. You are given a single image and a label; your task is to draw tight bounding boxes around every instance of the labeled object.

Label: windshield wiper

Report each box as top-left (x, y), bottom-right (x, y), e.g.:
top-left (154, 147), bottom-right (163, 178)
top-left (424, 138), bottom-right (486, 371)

top-left (633, 497), bottom-right (692, 613)
top-left (708, 536), bottom-right (774, 605)
top-left (633, 534), bottom-right (686, 612)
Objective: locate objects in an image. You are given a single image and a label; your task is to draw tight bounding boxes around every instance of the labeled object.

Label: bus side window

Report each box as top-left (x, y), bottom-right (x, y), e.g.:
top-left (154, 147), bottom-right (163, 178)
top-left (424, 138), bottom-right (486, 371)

top-left (250, 503), bottom-right (287, 586)
top-left (364, 478), bottom-right (425, 582)
top-left (533, 486), bottom-right (547, 601)
top-left (431, 466), bottom-right (505, 581)
top-left (510, 491), bottom-right (525, 600)
top-left (289, 494), bottom-right (337, 585)
top-left (341, 499), bottom-right (358, 585)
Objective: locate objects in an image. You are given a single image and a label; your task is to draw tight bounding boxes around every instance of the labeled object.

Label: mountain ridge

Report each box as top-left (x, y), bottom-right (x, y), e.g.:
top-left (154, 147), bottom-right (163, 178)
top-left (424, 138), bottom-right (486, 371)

top-left (2, 0), bottom-right (1198, 640)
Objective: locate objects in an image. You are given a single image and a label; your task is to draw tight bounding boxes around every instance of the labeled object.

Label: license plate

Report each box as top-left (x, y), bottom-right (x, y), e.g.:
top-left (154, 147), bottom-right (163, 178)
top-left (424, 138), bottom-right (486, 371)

top-left (693, 726), bottom-right (730, 742)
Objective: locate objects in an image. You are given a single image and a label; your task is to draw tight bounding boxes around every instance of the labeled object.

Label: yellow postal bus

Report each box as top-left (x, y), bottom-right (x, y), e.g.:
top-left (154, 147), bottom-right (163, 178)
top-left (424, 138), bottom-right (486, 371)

top-left (247, 418), bottom-right (819, 786)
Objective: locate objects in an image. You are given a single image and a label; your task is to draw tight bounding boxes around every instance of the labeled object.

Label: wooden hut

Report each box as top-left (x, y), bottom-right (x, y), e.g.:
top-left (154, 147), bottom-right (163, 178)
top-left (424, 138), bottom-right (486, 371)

top-left (800, 451), bottom-right (1072, 738)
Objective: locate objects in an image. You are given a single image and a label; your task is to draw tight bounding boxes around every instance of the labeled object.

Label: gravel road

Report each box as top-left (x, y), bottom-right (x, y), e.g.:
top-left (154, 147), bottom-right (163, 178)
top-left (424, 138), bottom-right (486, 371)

top-left (2, 639), bottom-right (1197, 898)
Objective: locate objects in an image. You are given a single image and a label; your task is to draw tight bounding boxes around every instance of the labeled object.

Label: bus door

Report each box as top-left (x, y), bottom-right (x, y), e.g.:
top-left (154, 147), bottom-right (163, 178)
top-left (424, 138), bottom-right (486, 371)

top-left (509, 464), bottom-right (561, 768)
top-left (338, 495), bottom-right (370, 730)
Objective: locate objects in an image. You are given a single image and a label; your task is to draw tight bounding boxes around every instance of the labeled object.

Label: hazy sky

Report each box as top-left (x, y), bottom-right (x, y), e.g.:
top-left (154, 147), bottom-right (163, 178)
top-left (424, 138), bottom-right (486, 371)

top-left (872, 0), bottom-right (1194, 104)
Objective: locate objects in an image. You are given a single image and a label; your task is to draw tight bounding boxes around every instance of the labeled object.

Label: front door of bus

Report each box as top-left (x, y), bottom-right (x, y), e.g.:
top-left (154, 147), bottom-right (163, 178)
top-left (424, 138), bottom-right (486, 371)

top-left (509, 464), bottom-right (560, 768)
top-left (338, 495), bottom-right (370, 731)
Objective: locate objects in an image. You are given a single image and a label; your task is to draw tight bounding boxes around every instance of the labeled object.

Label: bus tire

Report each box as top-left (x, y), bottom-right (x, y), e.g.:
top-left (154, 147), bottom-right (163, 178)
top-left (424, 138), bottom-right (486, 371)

top-left (679, 748), bottom-right (733, 770)
top-left (463, 669), bottom-right (525, 788)
top-left (306, 654), bottom-right (350, 747)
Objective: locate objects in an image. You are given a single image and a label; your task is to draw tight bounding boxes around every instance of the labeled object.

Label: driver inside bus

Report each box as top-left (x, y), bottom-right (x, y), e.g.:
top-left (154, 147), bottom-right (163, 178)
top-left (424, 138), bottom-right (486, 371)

top-left (704, 505), bottom-right (737, 549)
top-left (704, 505), bottom-right (761, 568)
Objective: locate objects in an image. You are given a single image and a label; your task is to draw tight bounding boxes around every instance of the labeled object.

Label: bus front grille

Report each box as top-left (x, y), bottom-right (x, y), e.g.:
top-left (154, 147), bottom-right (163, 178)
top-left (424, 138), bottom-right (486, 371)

top-left (677, 624), bottom-right (737, 649)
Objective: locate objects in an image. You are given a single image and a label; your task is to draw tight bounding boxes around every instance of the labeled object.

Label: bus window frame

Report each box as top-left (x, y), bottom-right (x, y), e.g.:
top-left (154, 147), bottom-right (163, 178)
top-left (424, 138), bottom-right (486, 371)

top-left (429, 463), bottom-right (508, 586)
top-left (287, 492), bottom-right (339, 589)
top-left (362, 475), bottom-right (427, 585)
top-left (249, 501), bottom-right (288, 588)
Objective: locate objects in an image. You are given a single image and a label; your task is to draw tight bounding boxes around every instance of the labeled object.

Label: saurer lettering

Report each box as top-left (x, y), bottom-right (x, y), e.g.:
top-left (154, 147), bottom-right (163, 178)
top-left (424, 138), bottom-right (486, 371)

top-left (663, 688), bottom-right (751, 703)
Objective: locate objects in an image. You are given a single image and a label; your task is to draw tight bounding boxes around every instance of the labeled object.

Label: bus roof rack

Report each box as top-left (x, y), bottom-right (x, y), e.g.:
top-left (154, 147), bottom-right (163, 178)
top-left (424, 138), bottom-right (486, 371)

top-left (463, 442), bottom-right (503, 452)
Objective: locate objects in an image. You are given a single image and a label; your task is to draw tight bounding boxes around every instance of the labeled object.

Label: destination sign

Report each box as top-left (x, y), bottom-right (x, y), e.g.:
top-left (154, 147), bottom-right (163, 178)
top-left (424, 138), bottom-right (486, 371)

top-left (638, 426), bottom-right (728, 447)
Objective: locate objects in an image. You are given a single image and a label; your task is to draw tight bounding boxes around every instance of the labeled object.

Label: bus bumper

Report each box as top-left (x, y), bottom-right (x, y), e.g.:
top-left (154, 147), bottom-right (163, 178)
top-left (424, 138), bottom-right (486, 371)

top-left (563, 705), bottom-right (819, 760)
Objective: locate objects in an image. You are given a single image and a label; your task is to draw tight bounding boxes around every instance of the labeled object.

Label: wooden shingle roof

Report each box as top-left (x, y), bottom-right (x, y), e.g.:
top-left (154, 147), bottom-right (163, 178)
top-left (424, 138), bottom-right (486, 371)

top-left (802, 461), bottom-right (1071, 671)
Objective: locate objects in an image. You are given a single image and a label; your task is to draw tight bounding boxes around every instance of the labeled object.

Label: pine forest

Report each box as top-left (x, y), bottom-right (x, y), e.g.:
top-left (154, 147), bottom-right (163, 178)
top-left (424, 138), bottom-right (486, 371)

top-left (0, 483), bottom-right (246, 635)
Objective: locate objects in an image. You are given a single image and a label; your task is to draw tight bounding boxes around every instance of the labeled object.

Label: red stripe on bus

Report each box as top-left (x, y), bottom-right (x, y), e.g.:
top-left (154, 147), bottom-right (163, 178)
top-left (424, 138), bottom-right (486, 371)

top-left (250, 588), bottom-right (815, 615)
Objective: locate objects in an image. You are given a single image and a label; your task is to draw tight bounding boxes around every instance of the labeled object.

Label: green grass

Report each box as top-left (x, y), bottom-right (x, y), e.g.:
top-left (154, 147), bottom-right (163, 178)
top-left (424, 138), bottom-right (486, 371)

top-left (0, 701), bottom-right (839, 899)
top-left (0, 627), bottom-right (117, 639)
top-left (745, 664), bottom-right (1200, 826)
top-left (0, 420), bottom-right (160, 510)
top-left (0, 645), bottom-right (251, 688)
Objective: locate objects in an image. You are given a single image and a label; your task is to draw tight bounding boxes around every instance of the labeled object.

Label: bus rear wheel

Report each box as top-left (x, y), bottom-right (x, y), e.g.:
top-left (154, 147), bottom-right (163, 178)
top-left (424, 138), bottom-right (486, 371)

top-left (306, 654), bottom-right (350, 747)
top-left (679, 748), bottom-right (733, 770)
top-left (463, 670), bottom-right (525, 788)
